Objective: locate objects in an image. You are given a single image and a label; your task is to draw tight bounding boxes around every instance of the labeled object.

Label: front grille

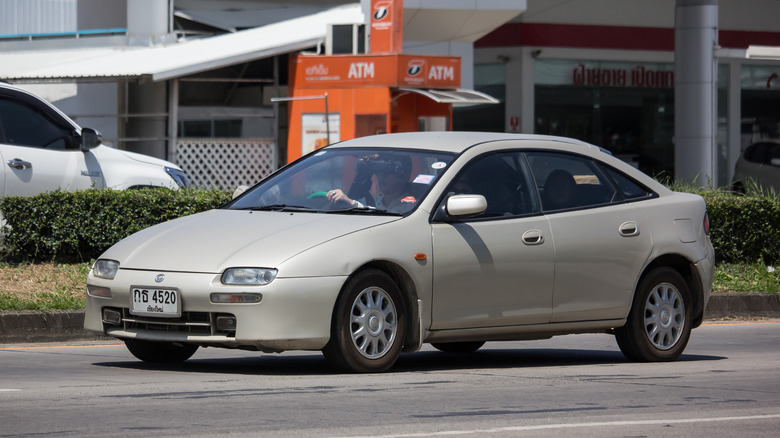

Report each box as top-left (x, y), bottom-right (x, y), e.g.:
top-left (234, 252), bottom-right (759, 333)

top-left (104, 307), bottom-right (236, 337)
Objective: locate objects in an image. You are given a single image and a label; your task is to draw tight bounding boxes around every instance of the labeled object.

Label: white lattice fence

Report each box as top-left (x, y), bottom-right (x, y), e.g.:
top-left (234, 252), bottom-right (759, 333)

top-left (176, 138), bottom-right (277, 189)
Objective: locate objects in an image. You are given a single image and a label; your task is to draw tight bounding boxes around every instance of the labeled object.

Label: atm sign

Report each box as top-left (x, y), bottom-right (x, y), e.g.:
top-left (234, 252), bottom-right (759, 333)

top-left (294, 54), bottom-right (460, 89)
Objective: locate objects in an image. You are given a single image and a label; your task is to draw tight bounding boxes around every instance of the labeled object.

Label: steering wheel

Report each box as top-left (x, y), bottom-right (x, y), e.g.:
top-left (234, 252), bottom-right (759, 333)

top-left (308, 191), bottom-right (353, 209)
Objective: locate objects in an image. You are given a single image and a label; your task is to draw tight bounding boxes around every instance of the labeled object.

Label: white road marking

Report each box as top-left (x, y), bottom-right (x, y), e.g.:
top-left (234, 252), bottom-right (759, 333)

top-left (335, 414), bottom-right (780, 437)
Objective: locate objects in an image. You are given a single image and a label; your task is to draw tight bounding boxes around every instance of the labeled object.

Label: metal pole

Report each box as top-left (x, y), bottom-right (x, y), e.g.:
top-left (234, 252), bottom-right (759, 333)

top-left (324, 92), bottom-right (330, 145)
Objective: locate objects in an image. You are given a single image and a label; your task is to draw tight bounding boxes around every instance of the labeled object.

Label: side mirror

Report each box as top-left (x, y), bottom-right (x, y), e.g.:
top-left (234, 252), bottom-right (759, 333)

top-left (432, 194), bottom-right (487, 222)
top-left (80, 128), bottom-right (102, 151)
top-left (447, 194), bottom-right (487, 217)
top-left (232, 185), bottom-right (249, 199)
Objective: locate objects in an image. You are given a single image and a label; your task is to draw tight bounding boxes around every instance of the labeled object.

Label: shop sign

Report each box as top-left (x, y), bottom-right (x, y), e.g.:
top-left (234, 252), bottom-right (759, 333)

top-left (370, 0), bottom-right (402, 54)
top-left (400, 57), bottom-right (459, 87)
top-left (534, 60), bottom-right (675, 89)
top-left (294, 54), bottom-right (460, 89)
top-left (301, 113), bottom-right (340, 155)
top-left (573, 64), bottom-right (674, 88)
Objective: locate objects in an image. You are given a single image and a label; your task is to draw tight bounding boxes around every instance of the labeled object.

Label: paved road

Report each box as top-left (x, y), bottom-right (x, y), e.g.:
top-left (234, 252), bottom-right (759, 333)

top-left (1, 321), bottom-right (778, 437)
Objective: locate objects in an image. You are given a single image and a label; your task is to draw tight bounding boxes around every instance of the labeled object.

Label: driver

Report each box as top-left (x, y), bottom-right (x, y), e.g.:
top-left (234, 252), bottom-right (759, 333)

top-left (326, 154), bottom-right (416, 213)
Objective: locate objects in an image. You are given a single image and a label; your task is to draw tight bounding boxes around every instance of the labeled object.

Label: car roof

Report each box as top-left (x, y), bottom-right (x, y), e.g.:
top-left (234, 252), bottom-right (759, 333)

top-left (326, 131), bottom-right (671, 195)
top-left (326, 131), bottom-right (605, 155)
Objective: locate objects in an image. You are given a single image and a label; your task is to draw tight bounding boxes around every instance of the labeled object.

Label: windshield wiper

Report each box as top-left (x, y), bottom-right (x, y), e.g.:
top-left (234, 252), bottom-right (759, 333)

top-left (328, 206), bottom-right (403, 216)
top-left (236, 204), bottom-right (313, 212)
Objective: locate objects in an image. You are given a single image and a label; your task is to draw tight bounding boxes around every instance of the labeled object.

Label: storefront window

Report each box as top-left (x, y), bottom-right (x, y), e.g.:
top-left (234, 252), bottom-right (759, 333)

top-left (453, 63), bottom-right (505, 132)
top-left (534, 59), bottom-right (675, 177)
top-left (741, 64), bottom-right (780, 146)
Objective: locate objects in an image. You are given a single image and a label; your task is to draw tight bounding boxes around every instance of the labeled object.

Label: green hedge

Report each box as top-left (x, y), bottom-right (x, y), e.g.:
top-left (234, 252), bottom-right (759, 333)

top-left (0, 188), bottom-right (231, 263)
top-left (0, 188), bottom-right (777, 265)
top-left (702, 192), bottom-right (780, 265)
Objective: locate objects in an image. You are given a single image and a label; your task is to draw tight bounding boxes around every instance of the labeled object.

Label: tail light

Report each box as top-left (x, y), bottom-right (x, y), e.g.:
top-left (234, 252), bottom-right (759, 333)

top-left (703, 212), bottom-right (710, 235)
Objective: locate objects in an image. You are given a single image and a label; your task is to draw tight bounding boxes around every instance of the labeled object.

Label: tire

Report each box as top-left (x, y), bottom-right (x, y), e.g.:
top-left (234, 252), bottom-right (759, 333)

top-left (323, 269), bottom-right (407, 373)
top-left (124, 339), bottom-right (199, 363)
top-left (431, 341), bottom-right (485, 354)
top-left (615, 267), bottom-right (692, 362)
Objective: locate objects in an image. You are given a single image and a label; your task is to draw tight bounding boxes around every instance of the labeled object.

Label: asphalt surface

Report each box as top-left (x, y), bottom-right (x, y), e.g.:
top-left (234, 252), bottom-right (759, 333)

top-left (0, 293), bottom-right (778, 343)
top-left (1, 321), bottom-right (779, 437)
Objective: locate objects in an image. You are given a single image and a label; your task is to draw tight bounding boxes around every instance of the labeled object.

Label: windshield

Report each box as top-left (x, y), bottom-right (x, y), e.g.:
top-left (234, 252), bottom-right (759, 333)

top-left (227, 147), bottom-right (456, 215)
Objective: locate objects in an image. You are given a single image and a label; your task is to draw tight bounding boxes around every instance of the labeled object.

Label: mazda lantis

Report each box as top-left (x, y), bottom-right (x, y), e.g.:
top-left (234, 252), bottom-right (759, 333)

top-left (85, 132), bottom-right (714, 373)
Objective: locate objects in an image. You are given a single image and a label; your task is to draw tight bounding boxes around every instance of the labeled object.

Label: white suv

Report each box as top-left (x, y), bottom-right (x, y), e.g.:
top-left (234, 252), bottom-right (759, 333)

top-left (0, 82), bottom-right (188, 197)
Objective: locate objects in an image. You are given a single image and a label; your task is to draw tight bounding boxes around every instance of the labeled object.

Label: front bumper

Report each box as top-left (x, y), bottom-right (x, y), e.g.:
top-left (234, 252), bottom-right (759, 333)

top-left (84, 269), bottom-right (346, 352)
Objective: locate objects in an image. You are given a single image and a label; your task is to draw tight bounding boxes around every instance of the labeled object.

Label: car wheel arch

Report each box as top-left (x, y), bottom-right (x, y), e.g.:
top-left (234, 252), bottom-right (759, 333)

top-left (344, 261), bottom-right (422, 353)
top-left (636, 254), bottom-right (705, 328)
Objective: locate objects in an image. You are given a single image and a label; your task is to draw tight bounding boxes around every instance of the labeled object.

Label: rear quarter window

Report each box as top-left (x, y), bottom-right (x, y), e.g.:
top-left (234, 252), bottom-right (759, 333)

top-left (603, 166), bottom-right (654, 200)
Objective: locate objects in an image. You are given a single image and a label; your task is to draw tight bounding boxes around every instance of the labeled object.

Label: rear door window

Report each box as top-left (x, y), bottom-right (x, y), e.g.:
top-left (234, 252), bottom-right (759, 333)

top-left (526, 152), bottom-right (617, 212)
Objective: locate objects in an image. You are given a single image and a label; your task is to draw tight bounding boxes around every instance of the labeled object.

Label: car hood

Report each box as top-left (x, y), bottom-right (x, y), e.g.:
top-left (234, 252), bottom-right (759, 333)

top-left (92, 145), bottom-right (176, 168)
top-left (102, 209), bottom-right (398, 273)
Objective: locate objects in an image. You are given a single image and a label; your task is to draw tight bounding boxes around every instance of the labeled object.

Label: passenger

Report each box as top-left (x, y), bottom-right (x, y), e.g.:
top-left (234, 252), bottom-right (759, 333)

top-left (543, 169), bottom-right (577, 211)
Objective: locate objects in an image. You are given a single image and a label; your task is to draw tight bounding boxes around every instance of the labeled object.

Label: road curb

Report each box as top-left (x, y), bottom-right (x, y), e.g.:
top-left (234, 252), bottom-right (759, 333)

top-left (703, 293), bottom-right (780, 319)
top-left (0, 310), bottom-right (108, 343)
top-left (0, 294), bottom-right (778, 343)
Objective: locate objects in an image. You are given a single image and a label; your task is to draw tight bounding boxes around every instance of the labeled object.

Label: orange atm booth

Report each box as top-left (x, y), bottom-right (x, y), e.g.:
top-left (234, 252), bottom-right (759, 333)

top-left (287, 54), bottom-right (461, 161)
top-left (284, 0), bottom-right (495, 162)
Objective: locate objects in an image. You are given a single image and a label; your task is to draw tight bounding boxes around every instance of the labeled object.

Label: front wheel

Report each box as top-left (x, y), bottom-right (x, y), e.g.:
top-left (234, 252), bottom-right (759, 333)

top-left (124, 339), bottom-right (199, 363)
top-left (323, 269), bottom-right (407, 373)
top-left (615, 267), bottom-right (692, 362)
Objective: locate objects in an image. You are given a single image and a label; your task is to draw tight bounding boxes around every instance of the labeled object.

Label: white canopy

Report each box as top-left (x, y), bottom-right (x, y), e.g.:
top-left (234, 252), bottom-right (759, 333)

top-left (0, 4), bottom-right (363, 82)
top-left (397, 87), bottom-right (500, 105)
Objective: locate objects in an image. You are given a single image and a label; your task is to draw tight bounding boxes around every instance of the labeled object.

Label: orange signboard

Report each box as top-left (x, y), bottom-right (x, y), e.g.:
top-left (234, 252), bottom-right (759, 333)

top-left (291, 54), bottom-right (461, 89)
top-left (370, 0), bottom-right (403, 54)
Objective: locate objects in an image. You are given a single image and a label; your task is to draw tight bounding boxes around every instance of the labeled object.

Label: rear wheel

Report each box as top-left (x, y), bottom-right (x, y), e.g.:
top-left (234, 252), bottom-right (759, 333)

top-left (323, 269), bottom-right (406, 373)
top-left (124, 339), bottom-right (199, 363)
top-left (431, 341), bottom-right (485, 354)
top-left (615, 267), bottom-right (692, 362)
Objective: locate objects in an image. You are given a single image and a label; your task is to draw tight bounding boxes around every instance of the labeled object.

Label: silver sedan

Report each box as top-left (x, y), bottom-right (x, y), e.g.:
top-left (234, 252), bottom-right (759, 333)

top-left (84, 132), bottom-right (714, 373)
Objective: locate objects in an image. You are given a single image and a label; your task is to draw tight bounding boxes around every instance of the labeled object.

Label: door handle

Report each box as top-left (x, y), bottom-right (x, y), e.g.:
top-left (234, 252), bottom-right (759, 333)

top-left (522, 229), bottom-right (545, 245)
top-left (619, 221), bottom-right (640, 237)
top-left (7, 159), bottom-right (32, 170)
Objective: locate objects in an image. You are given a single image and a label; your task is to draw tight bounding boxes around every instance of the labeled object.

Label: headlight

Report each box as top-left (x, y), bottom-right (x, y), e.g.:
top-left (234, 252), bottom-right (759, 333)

top-left (165, 166), bottom-right (190, 188)
top-left (221, 268), bottom-right (277, 285)
top-left (92, 259), bottom-right (120, 280)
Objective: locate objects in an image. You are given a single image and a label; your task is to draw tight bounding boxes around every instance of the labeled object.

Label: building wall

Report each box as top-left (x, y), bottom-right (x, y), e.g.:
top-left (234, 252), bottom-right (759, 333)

top-left (0, 0), bottom-right (77, 36)
top-left (471, 0), bottom-right (780, 186)
top-left (77, 0), bottom-right (126, 30)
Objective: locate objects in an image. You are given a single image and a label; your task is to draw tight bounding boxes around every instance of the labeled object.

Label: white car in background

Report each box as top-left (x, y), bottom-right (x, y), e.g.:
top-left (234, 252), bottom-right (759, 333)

top-left (85, 132), bottom-right (714, 373)
top-left (0, 82), bottom-right (189, 197)
top-left (732, 140), bottom-right (780, 193)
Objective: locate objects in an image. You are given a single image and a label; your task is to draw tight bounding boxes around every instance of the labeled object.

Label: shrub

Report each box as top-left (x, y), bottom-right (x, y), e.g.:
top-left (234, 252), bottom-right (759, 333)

top-left (1, 188), bottom-right (231, 263)
top-left (702, 191), bottom-right (780, 265)
top-left (1, 186), bottom-right (777, 266)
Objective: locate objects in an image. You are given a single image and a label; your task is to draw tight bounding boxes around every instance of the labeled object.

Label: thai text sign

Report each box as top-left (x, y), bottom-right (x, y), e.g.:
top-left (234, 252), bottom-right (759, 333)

top-left (573, 64), bottom-right (674, 88)
top-left (292, 54), bottom-right (461, 89)
top-left (535, 59), bottom-right (674, 89)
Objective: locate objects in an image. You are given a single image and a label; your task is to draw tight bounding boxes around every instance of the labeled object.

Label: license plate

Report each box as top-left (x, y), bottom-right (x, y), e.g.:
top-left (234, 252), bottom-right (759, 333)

top-left (130, 287), bottom-right (181, 317)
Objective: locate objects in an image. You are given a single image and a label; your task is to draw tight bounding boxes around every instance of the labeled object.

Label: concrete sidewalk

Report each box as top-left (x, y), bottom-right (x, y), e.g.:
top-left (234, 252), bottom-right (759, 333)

top-left (1, 293), bottom-right (778, 344)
